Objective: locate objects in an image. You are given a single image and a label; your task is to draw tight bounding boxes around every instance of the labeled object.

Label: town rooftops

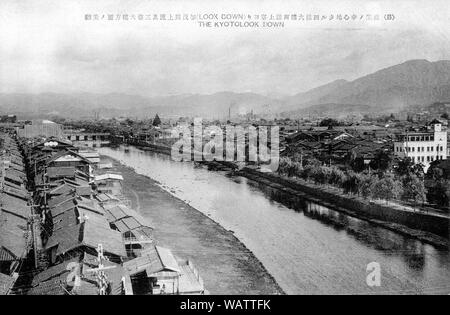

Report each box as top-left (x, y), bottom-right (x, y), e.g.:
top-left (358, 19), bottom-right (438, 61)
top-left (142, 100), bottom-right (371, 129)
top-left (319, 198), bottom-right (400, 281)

top-left (78, 150), bottom-right (100, 163)
top-left (429, 119), bottom-right (443, 125)
top-left (0, 272), bottom-right (15, 295)
top-left (98, 163), bottom-right (113, 169)
top-left (286, 129), bottom-right (353, 143)
top-left (31, 138), bottom-right (74, 150)
top-left (54, 177), bottom-right (89, 187)
top-left (153, 246), bottom-right (180, 274)
top-left (45, 221), bottom-right (127, 258)
top-left (75, 186), bottom-right (92, 196)
top-left (44, 150), bottom-right (91, 166)
top-left (46, 166), bottom-right (76, 179)
top-left (288, 140), bottom-right (322, 150)
top-left (48, 183), bottom-right (78, 196)
top-left (53, 155), bottom-right (83, 163)
top-left (30, 256), bottom-right (80, 292)
top-left (103, 204), bottom-right (152, 228)
top-left (29, 254), bottom-right (126, 295)
top-left (123, 245), bottom-right (180, 277)
top-left (94, 193), bottom-right (119, 203)
top-left (47, 193), bottom-right (76, 209)
top-left (52, 207), bottom-right (108, 232)
top-left (0, 210), bottom-right (28, 260)
top-left (2, 186), bottom-right (29, 201)
top-left (94, 174), bottom-right (124, 181)
top-left (82, 253), bottom-right (127, 295)
top-left (49, 196), bottom-right (104, 218)
top-left (114, 217), bottom-right (147, 233)
top-left (4, 172), bottom-right (25, 187)
top-left (5, 169), bottom-right (26, 181)
top-left (6, 162), bottom-right (24, 172)
top-left (0, 192), bottom-right (31, 220)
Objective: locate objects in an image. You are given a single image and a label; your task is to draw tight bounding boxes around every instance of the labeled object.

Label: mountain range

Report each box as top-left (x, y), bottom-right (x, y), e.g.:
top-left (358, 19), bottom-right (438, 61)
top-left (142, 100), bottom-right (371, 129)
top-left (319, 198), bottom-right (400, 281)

top-left (0, 59), bottom-right (449, 120)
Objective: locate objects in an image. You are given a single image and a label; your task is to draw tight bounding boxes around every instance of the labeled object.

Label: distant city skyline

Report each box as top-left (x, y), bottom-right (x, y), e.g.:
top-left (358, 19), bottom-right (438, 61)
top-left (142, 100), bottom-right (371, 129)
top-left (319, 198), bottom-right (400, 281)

top-left (0, 0), bottom-right (449, 97)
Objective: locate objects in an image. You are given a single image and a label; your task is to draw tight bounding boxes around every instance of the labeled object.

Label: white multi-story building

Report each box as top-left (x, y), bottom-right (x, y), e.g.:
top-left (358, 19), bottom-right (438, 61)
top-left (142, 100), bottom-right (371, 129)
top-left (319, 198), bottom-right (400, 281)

top-left (394, 120), bottom-right (447, 172)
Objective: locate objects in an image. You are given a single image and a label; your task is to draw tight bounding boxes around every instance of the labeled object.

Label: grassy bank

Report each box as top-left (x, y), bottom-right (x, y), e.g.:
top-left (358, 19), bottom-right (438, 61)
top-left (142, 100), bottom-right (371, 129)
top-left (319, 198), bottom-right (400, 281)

top-left (237, 168), bottom-right (449, 249)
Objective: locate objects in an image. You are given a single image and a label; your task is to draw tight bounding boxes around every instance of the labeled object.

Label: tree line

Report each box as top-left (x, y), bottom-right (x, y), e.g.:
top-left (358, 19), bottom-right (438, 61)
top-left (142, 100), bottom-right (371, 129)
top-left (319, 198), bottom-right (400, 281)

top-left (277, 156), bottom-right (436, 209)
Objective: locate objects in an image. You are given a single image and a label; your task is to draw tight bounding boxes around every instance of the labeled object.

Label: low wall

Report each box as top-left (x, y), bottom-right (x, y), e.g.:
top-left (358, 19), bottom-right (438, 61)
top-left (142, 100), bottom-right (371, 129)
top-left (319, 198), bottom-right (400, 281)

top-left (241, 168), bottom-right (450, 239)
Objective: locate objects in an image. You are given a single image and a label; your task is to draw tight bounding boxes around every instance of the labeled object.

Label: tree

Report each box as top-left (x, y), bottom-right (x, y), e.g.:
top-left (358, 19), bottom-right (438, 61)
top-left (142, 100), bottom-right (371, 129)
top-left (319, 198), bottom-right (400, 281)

top-left (278, 157), bottom-right (302, 178)
top-left (319, 118), bottom-right (340, 128)
top-left (305, 157), bottom-right (322, 167)
top-left (427, 166), bottom-right (444, 181)
top-left (329, 167), bottom-right (346, 188)
top-left (278, 157), bottom-right (290, 176)
top-left (371, 175), bottom-right (403, 204)
top-left (311, 166), bottom-right (332, 185)
top-left (428, 179), bottom-right (450, 208)
top-left (359, 174), bottom-right (376, 199)
top-left (369, 150), bottom-right (393, 172)
top-left (395, 158), bottom-right (424, 179)
top-left (401, 175), bottom-right (426, 208)
top-left (343, 172), bottom-right (362, 195)
top-left (351, 156), bottom-right (366, 173)
top-left (441, 113), bottom-right (449, 120)
top-left (292, 151), bottom-right (306, 165)
top-left (395, 158), bottom-right (414, 177)
top-left (152, 114), bottom-right (162, 126)
top-left (300, 164), bottom-right (316, 181)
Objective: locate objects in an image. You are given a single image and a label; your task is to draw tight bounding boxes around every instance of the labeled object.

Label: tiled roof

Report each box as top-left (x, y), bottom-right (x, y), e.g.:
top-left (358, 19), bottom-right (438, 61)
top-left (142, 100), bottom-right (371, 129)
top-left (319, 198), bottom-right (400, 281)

top-left (0, 272), bottom-right (15, 295)
top-left (45, 221), bottom-right (126, 258)
top-left (0, 193), bottom-right (31, 220)
top-left (47, 167), bottom-right (76, 179)
top-left (123, 246), bottom-right (180, 277)
top-left (94, 174), bottom-right (124, 181)
top-left (0, 210), bottom-right (28, 259)
top-left (30, 253), bottom-right (125, 295)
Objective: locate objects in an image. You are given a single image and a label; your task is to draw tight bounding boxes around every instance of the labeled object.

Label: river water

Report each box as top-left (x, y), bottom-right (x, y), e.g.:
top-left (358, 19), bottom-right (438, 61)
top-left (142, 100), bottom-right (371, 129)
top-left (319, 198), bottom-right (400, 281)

top-left (99, 145), bottom-right (450, 295)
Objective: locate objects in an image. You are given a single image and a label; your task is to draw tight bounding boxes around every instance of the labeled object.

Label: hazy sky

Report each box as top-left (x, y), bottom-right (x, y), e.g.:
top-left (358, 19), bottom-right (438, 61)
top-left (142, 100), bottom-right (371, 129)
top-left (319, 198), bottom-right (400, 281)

top-left (0, 0), bottom-right (449, 97)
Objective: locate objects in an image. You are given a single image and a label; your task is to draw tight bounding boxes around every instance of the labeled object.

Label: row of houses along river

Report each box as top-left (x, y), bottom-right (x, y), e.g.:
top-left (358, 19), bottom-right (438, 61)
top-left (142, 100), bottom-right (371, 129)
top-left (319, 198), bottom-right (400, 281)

top-left (0, 135), bottom-right (205, 295)
top-left (99, 145), bottom-right (450, 295)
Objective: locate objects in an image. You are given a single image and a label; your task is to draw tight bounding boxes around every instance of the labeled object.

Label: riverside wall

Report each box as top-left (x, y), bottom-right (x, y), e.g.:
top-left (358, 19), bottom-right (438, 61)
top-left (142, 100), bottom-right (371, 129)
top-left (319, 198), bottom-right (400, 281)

top-left (240, 167), bottom-right (449, 240)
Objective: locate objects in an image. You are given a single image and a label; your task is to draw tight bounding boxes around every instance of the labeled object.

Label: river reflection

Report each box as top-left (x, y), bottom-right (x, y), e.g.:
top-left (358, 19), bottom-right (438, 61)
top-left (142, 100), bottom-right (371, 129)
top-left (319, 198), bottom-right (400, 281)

top-left (100, 146), bottom-right (450, 295)
top-left (248, 179), bottom-right (436, 270)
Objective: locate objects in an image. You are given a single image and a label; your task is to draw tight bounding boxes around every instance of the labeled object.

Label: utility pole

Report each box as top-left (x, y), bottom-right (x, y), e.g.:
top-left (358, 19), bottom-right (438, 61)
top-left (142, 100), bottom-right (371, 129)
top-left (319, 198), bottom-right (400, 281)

top-left (30, 208), bottom-right (40, 269)
top-left (85, 244), bottom-right (116, 295)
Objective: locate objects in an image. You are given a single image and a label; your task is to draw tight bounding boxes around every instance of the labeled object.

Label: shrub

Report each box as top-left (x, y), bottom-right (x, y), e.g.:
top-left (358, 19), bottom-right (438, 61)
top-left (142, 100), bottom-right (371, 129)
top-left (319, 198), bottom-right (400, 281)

top-left (329, 167), bottom-right (346, 188)
top-left (342, 171), bottom-right (361, 195)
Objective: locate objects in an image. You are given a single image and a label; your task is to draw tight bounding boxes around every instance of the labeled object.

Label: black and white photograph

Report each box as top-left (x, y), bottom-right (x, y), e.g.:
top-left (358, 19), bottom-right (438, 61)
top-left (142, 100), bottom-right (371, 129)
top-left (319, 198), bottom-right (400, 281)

top-left (0, 0), bottom-right (449, 301)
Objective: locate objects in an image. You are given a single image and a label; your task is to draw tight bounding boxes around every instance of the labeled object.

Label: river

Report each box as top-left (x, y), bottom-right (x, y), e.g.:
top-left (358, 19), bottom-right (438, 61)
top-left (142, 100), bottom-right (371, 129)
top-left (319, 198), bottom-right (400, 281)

top-left (99, 145), bottom-right (450, 295)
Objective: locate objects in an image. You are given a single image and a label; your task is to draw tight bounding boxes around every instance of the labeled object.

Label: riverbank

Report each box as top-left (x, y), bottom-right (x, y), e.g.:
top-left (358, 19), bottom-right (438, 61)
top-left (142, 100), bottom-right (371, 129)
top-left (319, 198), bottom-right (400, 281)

top-left (99, 146), bottom-right (450, 294)
top-left (99, 155), bottom-right (284, 295)
top-left (130, 142), bottom-right (449, 250)
top-left (237, 168), bottom-right (449, 249)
